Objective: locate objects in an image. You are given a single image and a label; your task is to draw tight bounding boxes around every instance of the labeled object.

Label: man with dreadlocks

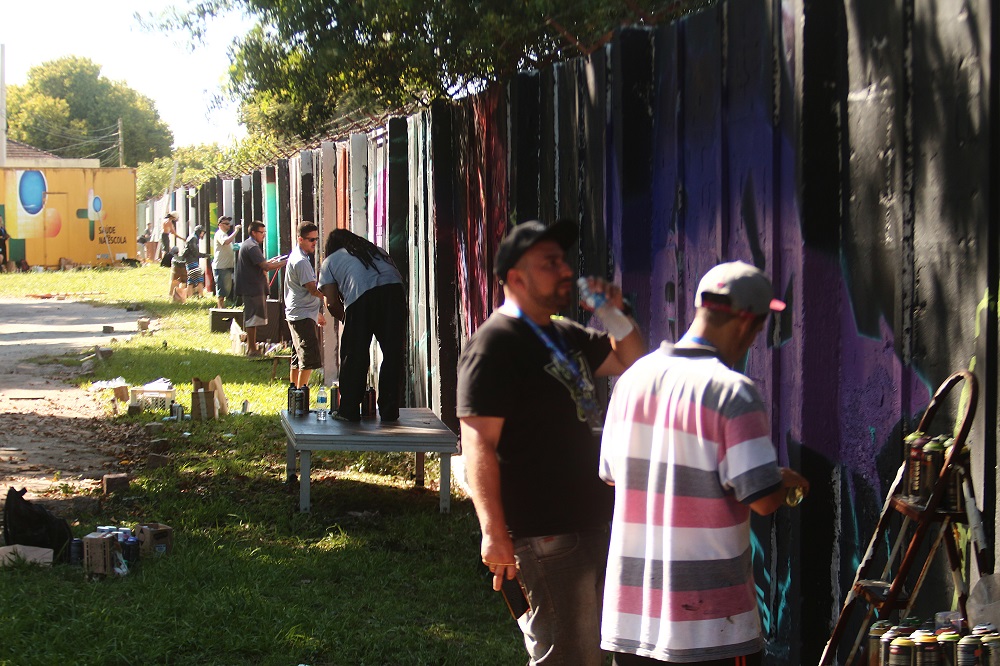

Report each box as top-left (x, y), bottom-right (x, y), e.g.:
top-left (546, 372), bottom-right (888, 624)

top-left (318, 229), bottom-right (406, 422)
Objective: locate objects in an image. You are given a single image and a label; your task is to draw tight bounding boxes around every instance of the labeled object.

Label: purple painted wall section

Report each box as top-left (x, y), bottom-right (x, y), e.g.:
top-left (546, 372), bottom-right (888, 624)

top-left (178, 0), bottom-right (995, 662)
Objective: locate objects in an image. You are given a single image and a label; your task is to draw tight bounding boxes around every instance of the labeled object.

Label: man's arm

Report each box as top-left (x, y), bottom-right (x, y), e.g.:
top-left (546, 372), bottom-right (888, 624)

top-left (595, 325), bottom-right (645, 377)
top-left (460, 415), bottom-right (517, 591)
top-left (320, 283), bottom-right (345, 321)
top-left (580, 278), bottom-right (646, 377)
top-left (749, 467), bottom-right (810, 516)
top-left (260, 256), bottom-right (286, 271)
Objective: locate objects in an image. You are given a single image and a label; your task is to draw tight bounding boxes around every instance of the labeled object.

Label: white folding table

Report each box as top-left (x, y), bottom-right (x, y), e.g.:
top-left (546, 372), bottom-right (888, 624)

top-left (280, 407), bottom-right (458, 513)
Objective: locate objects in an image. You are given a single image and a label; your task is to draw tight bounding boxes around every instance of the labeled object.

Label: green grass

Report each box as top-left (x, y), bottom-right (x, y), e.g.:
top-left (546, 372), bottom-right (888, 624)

top-left (0, 266), bottom-right (525, 665)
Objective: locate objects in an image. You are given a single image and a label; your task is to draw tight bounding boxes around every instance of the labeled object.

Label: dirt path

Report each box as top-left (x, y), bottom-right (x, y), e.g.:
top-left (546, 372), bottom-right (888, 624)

top-left (0, 298), bottom-right (147, 507)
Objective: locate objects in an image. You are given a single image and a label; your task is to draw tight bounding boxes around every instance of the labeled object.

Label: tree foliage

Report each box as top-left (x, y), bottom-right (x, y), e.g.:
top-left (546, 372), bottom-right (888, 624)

top-left (6, 57), bottom-right (174, 167)
top-left (135, 144), bottom-right (225, 200)
top-left (155, 0), bottom-right (714, 141)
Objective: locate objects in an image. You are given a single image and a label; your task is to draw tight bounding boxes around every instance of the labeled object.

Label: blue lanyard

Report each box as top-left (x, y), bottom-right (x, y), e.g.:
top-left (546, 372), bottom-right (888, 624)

top-left (510, 306), bottom-right (604, 428)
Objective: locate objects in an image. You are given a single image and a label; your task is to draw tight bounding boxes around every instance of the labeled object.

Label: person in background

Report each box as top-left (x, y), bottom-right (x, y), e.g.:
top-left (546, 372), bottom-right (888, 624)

top-left (138, 221), bottom-right (154, 263)
top-left (0, 214), bottom-right (9, 268)
top-left (169, 247), bottom-right (187, 300)
top-left (184, 225), bottom-right (208, 298)
top-left (234, 221), bottom-right (286, 357)
top-left (456, 219), bottom-right (645, 666)
top-left (598, 261), bottom-right (809, 666)
top-left (159, 211), bottom-right (182, 263)
top-left (284, 222), bottom-right (326, 387)
top-left (317, 228), bottom-right (406, 422)
top-left (213, 216), bottom-right (241, 309)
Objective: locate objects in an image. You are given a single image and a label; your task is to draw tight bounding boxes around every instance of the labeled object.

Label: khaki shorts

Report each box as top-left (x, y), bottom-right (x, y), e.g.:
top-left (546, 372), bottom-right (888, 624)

top-left (171, 262), bottom-right (187, 282)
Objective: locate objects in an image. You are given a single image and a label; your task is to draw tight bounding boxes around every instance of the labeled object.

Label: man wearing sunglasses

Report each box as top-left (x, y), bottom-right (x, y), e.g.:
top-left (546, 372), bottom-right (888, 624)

top-left (284, 222), bottom-right (326, 387)
top-left (234, 220), bottom-right (287, 357)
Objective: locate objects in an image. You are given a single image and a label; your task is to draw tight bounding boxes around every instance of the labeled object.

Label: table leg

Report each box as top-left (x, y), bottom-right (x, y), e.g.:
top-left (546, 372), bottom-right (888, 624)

top-left (415, 452), bottom-right (425, 487)
top-left (286, 441), bottom-right (297, 483)
top-left (300, 449), bottom-right (312, 512)
top-left (439, 453), bottom-right (451, 514)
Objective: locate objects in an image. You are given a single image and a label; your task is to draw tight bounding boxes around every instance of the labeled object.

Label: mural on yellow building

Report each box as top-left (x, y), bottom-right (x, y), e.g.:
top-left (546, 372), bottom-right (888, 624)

top-left (0, 167), bottom-right (136, 267)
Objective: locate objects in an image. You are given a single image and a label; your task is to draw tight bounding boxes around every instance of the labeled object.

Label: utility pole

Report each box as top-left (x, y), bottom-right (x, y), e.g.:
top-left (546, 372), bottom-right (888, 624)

top-left (1, 44), bottom-right (7, 168)
top-left (118, 117), bottom-right (124, 167)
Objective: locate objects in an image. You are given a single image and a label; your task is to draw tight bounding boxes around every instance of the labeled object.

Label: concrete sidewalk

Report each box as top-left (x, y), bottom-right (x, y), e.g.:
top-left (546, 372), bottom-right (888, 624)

top-left (0, 297), bottom-right (146, 367)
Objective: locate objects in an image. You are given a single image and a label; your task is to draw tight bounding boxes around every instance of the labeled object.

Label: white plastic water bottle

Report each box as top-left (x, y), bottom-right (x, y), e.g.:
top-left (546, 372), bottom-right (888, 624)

top-left (316, 385), bottom-right (328, 421)
top-left (577, 276), bottom-right (606, 309)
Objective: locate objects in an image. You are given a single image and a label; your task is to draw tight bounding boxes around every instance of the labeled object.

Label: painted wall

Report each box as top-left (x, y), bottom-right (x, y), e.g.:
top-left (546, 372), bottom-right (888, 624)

top-left (0, 167), bottom-right (136, 267)
top-left (158, 0), bottom-right (996, 661)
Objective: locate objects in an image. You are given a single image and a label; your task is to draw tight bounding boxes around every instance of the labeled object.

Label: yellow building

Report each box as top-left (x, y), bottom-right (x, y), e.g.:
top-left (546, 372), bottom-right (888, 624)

top-left (1, 142), bottom-right (136, 268)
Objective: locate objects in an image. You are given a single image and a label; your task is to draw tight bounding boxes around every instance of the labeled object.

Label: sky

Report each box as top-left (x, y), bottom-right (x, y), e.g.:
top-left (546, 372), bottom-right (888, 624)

top-left (1, 0), bottom-right (251, 148)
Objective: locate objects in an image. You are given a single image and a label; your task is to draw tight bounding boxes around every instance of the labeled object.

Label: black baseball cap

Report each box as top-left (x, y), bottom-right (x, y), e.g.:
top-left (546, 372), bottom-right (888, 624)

top-left (494, 219), bottom-right (577, 283)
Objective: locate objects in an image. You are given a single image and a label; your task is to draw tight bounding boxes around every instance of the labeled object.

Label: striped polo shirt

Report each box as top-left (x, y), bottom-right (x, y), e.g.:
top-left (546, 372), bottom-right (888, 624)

top-left (599, 343), bottom-right (781, 662)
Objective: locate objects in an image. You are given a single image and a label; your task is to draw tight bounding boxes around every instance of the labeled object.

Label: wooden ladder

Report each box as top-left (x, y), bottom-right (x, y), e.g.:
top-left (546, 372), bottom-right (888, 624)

top-left (818, 370), bottom-right (980, 665)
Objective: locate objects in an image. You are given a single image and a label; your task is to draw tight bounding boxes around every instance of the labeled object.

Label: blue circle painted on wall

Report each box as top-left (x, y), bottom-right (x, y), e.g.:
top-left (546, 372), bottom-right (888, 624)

top-left (19, 170), bottom-right (47, 215)
top-left (93, 196), bottom-right (103, 213)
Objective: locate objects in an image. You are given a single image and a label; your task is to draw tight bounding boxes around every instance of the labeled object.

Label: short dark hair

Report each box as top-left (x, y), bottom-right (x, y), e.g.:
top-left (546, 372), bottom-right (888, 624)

top-left (249, 221), bottom-right (266, 234)
top-left (298, 221), bottom-right (318, 238)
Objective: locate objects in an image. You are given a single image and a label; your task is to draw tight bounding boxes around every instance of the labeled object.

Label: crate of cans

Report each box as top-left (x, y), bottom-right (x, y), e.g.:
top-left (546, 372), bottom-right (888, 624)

top-left (129, 387), bottom-right (176, 412)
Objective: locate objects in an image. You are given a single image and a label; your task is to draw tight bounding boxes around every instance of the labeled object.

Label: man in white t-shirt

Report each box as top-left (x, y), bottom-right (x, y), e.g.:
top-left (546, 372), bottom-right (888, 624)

top-left (213, 216), bottom-right (241, 309)
top-left (284, 222), bottom-right (325, 387)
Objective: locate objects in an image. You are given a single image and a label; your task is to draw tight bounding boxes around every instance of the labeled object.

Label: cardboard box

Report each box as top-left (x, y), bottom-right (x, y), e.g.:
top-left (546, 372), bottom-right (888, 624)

top-left (135, 523), bottom-right (173, 556)
top-left (83, 532), bottom-right (116, 575)
top-left (210, 308), bottom-right (243, 333)
top-left (0, 544), bottom-right (53, 567)
top-left (191, 388), bottom-right (217, 420)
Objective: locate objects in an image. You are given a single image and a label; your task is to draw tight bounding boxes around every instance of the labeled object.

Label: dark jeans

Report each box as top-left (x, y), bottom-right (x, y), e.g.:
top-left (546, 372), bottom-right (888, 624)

top-left (613, 652), bottom-right (762, 666)
top-left (338, 283), bottom-right (406, 420)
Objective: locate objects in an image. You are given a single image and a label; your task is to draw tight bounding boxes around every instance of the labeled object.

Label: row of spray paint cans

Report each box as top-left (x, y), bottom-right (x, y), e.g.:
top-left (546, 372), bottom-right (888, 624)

top-left (286, 382), bottom-right (378, 420)
top-left (871, 618), bottom-right (1000, 665)
top-left (903, 431), bottom-right (965, 509)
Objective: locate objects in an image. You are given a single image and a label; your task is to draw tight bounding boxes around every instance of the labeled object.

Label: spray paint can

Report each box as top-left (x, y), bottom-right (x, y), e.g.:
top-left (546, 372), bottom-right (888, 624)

top-left (973, 624), bottom-right (997, 637)
top-left (945, 444), bottom-right (966, 512)
top-left (922, 438), bottom-right (946, 499)
top-left (361, 386), bottom-right (377, 419)
top-left (981, 634), bottom-right (1000, 666)
top-left (870, 620), bottom-right (893, 666)
top-left (883, 627), bottom-right (905, 666)
top-left (915, 634), bottom-right (942, 666)
top-left (287, 383), bottom-right (297, 414)
top-left (938, 632), bottom-right (961, 666)
top-left (301, 385), bottom-right (310, 415)
top-left (293, 388), bottom-right (306, 417)
top-left (890, 636), bottom-right (915, 666)
top-left (957, 635), bottom-right (981, 666)
top-left (69, 538), bottom-right (84, 565)
top-left (905, 432), bottom-right (929, 499)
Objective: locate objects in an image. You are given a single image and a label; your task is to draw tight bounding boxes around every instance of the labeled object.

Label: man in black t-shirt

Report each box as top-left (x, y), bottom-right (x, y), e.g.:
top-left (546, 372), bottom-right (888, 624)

top-left (456, 219), bottom-right (645, 666)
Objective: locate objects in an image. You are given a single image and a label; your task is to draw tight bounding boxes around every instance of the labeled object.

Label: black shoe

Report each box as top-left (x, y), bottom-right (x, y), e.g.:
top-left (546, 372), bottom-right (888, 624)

top-left (380, 410), bottom-right (399, 422)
